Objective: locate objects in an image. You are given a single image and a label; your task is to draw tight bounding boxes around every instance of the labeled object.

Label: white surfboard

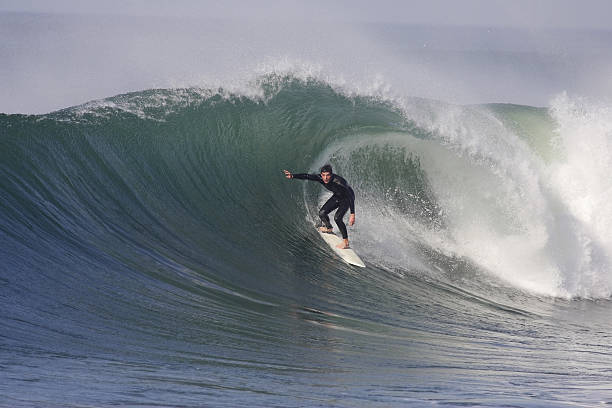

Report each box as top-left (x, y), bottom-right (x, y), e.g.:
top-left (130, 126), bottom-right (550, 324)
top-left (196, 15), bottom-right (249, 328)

top-left (317, 229), bottom-right (365, 268)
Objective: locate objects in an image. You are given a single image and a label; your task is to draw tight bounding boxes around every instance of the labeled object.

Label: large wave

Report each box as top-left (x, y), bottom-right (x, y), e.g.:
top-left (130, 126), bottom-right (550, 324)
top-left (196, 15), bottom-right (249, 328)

top-left (2, 74), bottom-right (612, 309)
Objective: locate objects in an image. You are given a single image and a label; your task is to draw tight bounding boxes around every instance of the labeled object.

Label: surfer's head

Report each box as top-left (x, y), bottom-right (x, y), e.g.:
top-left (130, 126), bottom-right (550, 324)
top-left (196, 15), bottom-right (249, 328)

top-left (320, 164), bottom-right (333, 183)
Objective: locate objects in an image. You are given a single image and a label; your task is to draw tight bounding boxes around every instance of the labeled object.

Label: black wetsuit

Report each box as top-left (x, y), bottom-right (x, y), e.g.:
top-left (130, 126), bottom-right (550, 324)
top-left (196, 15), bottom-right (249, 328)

top-left (292, 173), bottom-right (355, 239)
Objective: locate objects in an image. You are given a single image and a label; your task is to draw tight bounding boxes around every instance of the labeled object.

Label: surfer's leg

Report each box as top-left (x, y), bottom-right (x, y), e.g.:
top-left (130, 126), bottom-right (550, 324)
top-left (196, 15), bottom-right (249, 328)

top-left (334, 201), bottom-right (350, 239)
top-left (319, 197), bottom-right (339, 231)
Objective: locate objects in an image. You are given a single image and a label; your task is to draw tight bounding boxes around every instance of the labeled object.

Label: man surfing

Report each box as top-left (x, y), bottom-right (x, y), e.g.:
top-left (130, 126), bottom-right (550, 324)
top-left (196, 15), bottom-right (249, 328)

top-left (284, 164), bottom-right (355, 249)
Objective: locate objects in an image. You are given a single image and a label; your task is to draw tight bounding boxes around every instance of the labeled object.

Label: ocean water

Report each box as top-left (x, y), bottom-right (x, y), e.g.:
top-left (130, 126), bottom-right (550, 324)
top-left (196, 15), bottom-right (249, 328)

top-left (2, 13), bottom-right (612, 408)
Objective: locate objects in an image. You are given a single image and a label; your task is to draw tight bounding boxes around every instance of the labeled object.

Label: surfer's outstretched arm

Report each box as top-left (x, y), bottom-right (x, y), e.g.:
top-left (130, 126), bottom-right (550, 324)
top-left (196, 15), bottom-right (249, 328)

top-left (283, 170), bottom-right (320, 181)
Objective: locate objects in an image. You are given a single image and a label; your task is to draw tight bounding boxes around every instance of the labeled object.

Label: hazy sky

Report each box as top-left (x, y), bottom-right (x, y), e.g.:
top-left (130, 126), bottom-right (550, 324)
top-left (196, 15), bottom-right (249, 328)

top-left (2, 0), bottom-right (612, 113)
top-left (2, 0), bottom-right (612, 29)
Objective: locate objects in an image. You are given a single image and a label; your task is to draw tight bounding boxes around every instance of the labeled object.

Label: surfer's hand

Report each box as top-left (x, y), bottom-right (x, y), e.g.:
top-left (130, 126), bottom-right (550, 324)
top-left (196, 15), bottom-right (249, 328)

top-left (349, 214), bottom-right (355, 226)
top-left (283, 170), bottom-right (293, 179)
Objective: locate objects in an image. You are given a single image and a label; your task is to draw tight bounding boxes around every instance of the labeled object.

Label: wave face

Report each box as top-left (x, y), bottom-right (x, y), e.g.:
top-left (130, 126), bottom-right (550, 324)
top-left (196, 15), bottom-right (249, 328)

top-left (2, 77), bottom-right (612, 407)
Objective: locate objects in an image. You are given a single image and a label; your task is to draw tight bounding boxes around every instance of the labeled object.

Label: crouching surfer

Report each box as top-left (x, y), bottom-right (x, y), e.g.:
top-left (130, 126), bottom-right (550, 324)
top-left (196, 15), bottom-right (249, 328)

top-left (283, 164), bottom-right (355, 249)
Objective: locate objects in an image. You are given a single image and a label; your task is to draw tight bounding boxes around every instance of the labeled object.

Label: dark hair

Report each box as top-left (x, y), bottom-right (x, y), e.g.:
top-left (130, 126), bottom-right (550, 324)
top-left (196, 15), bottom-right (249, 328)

top-left (320, 164), bottom-right (333, 174)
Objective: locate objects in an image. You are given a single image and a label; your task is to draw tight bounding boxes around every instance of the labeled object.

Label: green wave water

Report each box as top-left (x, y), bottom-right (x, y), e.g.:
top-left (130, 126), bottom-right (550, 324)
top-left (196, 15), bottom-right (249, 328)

top-left (2, 76), bottom-right (612, 407)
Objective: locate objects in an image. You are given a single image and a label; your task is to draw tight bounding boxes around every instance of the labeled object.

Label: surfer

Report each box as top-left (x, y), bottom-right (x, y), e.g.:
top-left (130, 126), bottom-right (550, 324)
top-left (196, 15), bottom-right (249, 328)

top-left (283, 164), bottom-right (355, 249)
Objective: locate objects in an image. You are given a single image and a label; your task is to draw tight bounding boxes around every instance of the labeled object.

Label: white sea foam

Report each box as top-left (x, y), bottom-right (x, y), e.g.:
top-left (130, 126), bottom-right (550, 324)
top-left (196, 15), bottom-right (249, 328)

top-left (308, 90), bottom-right (612, 299)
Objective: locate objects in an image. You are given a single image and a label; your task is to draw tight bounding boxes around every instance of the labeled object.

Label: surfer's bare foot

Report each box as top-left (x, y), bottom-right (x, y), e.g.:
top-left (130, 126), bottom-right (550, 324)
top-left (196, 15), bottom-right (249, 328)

top-left (318, 227), bottom-right (333, 233)
top-left (336, 241), bottom-right (350, 249)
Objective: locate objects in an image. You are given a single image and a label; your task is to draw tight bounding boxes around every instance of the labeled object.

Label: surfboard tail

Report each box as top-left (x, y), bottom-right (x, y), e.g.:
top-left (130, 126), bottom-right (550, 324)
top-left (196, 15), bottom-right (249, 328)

top-left (317, 229), bottom-right (365, 267)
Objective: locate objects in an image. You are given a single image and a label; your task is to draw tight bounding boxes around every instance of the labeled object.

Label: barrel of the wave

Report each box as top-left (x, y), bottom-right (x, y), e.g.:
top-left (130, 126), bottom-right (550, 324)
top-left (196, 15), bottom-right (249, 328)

top-left (283, 166), bottom-right (365, 268)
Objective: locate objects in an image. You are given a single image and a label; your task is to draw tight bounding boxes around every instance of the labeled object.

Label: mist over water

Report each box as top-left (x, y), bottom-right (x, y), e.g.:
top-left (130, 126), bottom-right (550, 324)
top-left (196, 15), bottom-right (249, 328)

top-left (3, 6), bottom-right (612, 408)
top-left (3, 11), bottom-right (612, 113)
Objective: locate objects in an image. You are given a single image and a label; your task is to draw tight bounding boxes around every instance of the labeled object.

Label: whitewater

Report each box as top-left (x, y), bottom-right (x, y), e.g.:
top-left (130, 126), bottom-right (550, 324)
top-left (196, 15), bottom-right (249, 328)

top-left (3, 11), bottom-right (612, 408)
